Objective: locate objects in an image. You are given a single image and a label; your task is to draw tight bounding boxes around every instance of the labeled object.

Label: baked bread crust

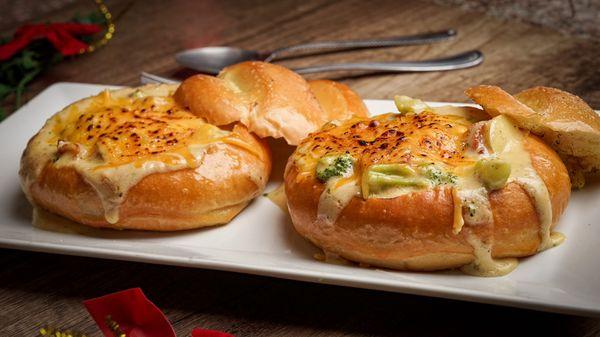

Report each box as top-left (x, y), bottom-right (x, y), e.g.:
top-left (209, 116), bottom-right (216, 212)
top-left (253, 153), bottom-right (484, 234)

top-left (466, 85), bottom-right (600, 187)
top-left (284, 112), bottom-right (570, 271)
top-left (308, 79), bottom-right (369, 120)
top-left (174, 62), bottom-right (368, 145)
top-left (20, 84), bottom-right (271, 231)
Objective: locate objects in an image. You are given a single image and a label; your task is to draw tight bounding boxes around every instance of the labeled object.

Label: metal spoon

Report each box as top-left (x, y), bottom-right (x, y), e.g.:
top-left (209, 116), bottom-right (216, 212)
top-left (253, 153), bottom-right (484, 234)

top-left (153, 50), bottom-right (483, 83)
top-left (176, 29), bottom-right (457, 74)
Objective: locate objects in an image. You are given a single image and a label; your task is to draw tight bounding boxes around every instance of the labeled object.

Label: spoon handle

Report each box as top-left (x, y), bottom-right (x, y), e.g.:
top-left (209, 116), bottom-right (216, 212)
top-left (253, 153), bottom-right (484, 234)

top-left (264, 29), bottom-right (456, 62)
top-left (291, 50), bottom-right (483, 74)
top-left (140, 51), bottom-right (482, 85)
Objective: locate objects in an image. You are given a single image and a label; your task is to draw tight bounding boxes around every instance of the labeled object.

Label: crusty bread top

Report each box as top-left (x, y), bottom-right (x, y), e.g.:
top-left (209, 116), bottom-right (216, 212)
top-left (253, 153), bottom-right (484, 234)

top-left (285, 106), bottom-right (571, 274)
top-left (308, 79), bottom-right (369, 120)
top-left (465, 85), bottom-right (600, 187)
top-left (174, 61), bottom-right (368, 145)
top-left (20, 84), bottom-right (271, 225)
top-left (293, 112), bottom-right (472, 175)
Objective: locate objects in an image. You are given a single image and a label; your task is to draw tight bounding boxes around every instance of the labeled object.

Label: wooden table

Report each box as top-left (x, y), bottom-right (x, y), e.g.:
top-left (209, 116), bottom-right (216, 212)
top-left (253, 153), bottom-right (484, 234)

top-left (1, 0), bottom-right (599, 335)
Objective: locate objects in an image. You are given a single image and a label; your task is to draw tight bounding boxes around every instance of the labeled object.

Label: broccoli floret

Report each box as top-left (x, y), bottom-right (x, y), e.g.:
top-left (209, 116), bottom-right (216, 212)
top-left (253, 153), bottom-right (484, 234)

top-left (316, 155), bottom-right (354, 182)
top-left (424, 165), bottom-right (457, 186)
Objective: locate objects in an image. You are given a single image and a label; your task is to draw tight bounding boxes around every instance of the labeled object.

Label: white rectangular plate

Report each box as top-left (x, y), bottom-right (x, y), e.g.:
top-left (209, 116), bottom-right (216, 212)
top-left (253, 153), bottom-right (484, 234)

top-left (1, 83), bottom-right (599, 316)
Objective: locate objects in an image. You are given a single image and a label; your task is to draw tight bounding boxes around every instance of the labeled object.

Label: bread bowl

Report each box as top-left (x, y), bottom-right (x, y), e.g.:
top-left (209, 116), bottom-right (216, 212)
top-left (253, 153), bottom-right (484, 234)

top-left (284, 98), bottom-right (572, 276)
top-left (20, 84), bottom-right (272, 231)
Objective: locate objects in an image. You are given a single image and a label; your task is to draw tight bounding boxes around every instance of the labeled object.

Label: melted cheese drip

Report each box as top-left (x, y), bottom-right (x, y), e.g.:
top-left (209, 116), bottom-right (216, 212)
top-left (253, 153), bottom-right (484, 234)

top-left (300, 108), bottom-right (562, 277)
top-left (453, 163), bottom-right (494, 230)
top-left (32, 206), bottom-right (97, 235)
top-left (318, 177), bottom-right (361, 224)
top-left (487, 115), bottom-right (555, 251)
top-left (455, 115), bottom-right (559, 275)
top-left (451, 188), bottom-right (464, 234)
top-left (23, 87), bottom-right (253, 224)
top-left (265, 184), bottom-right (288, 213)
top-left (460, 232), bottom-right (518, 277)
top-left (54, 150), bottom-right (201, 224)
top-left (550, 232), bottom-right (566, 246)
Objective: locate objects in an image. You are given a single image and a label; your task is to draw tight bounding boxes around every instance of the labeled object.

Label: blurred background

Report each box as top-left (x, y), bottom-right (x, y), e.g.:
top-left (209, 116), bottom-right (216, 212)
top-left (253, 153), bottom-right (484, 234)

top-left (1, 0), bottom-right (598, 114)
top-left (3, 0), bottom-right (598, 40)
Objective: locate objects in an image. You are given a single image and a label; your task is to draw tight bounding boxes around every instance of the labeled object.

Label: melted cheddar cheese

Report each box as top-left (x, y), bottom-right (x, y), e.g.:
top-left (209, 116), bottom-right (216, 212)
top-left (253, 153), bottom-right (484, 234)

top-left (22, 85), bottom-right (256, 225)
top-left (291, 106), bottom-right (562, 276)
top-left (295, 112), bottom-right (473, 174)
top-left (55, 90), bottom-right (230, 165)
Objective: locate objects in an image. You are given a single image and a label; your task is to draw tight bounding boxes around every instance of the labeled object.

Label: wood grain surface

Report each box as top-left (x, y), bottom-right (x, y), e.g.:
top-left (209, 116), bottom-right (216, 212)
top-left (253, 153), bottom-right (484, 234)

top-left (1, 0), bottom-right (600, 336)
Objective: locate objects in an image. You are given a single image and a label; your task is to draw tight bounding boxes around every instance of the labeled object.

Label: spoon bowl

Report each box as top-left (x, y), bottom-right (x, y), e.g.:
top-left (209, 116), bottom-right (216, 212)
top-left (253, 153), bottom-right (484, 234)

top-left (175, 47), bottom-right (262, 74)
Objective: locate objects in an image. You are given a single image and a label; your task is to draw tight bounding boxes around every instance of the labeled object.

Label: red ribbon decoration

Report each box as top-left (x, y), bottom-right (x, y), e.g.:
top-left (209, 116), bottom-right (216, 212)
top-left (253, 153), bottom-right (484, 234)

top-left (0, 22), bottom-right (101, 61)
top-left (84, 288), bottom-right (235, 337)
top-left (84, 288), bottom-right (177, 337)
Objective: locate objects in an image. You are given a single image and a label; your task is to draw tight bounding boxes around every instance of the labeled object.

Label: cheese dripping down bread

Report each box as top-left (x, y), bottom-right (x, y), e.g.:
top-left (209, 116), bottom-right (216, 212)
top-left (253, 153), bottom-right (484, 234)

top-left (20, 84), bottom-right (271, 230)
top-left (284, 101), bottom-right (570, 276)
top-left (466, 85), bottom-right (600, 188)
top-left (174, 61), bottom-right (369, 145)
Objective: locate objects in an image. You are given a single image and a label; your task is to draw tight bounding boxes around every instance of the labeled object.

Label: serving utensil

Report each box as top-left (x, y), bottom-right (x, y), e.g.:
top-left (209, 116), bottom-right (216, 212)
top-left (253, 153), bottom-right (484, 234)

top-left (140, 72), bottom-right (179, 84)
top-left (143, 50), bottom-right (483, 84)
top-left (176, 29), bottom-right (457, 74)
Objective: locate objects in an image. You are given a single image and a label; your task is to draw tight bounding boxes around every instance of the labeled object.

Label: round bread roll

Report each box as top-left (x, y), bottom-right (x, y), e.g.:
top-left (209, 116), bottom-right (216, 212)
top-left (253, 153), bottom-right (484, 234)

top-left (284, 106), bottom-right (570, 276)
top-left (174, 61), bottom-right (368, 145)
top-left (20, 84), bottom-right (271, 231)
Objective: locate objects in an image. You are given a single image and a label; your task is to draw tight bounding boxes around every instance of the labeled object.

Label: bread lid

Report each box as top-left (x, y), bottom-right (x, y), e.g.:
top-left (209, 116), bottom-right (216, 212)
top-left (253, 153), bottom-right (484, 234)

top-left (465, 85), bottom-right (600, 187)
top-left (174, 61), bottom-right (368, 145)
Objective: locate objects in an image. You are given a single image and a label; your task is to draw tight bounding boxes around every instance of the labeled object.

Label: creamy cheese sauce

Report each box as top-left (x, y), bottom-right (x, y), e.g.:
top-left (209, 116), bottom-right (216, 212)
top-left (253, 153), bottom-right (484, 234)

top-left (265, 183), bottom-right (288, 213)
top-left (455, 115), bottom-right (559, 275)
top-left (460, 232), bottom-right (518, 277)
top-left (32, 206), bottom-right (96, 235)
top-left (318, 177), bottom-right (361, 224)
top-left (487, 115), bottom-right (555, 251)
top-left (22, 86), bottom-right (254, 225)
top-left (453, 164), bottom-right (494, 230)
top-left (306, 106), bottom-right (563, 277)
top-left (54, 149), bottom-right (202, 224)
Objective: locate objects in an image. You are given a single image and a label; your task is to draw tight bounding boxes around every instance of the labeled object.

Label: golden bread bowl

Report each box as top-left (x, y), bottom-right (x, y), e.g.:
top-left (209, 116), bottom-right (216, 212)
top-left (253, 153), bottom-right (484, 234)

top-left (285, 98), bottom-right (577, 276)
top-left (20, 84), bottom-right (272, 230)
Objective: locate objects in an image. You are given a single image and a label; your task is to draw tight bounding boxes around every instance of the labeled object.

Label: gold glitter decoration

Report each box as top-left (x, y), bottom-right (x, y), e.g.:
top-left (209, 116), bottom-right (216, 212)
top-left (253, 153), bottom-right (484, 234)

top-left (39, 326), bottom-right (88, 337)
top-left (80, 0), bottom-right (116, 54)
top-left (105, 315), bottom-right (127, 337)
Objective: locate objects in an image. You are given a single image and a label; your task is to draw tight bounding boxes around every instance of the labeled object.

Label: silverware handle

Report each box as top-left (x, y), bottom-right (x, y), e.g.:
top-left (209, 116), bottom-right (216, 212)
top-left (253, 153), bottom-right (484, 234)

top-left (140, 50), bottom-right (482, 84)
top-left (291, 50), bottom-right (483, 74)
top-left (264, 29), bottom-right (456, 62)
top-left (140, 72), bottom-right (180, 84)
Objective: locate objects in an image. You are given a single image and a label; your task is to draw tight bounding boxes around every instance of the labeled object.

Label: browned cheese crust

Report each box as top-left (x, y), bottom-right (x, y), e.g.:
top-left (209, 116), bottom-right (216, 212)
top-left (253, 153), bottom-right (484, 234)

top-left (20, 85), bottom-right (271, 231)
top-left (284, 112), bottom-right (570, 271)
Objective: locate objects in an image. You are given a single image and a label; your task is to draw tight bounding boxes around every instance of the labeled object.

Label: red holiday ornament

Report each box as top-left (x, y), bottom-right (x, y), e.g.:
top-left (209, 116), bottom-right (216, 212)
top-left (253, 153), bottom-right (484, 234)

top-left (0, 22), bottom-right (101, 61)
top-left (84, 288), bottom-right (176, 337)
top-left (83, 288), bottom-right (235, 337)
